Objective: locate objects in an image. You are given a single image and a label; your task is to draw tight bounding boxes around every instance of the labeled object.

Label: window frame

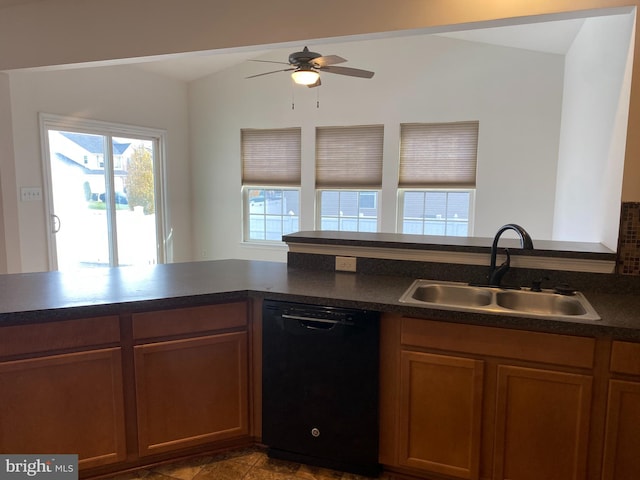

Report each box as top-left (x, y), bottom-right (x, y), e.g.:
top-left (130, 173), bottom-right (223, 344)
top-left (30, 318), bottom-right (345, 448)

top-left (315, 124), bottom-right (384, 233)
top-left (397, 121), bottom-right (479, 237)
top-left (241, 127), bottom-right (301, 244)
top-left (39, 113), bottom-right (169, 270)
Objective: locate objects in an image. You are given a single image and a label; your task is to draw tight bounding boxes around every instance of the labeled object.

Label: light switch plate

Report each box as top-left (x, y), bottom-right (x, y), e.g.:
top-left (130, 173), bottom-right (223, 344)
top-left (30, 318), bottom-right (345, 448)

top-left (20, 187), bottom-right (42, 202)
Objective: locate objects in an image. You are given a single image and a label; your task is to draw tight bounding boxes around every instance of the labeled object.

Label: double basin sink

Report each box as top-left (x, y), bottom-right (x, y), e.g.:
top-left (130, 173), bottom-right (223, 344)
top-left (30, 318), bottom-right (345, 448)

top-left (399, 279), bottom-right (600, 321)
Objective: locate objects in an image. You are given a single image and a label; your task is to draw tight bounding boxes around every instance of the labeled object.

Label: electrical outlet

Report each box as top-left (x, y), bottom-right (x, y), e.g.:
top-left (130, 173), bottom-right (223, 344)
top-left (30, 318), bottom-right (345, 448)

top-left (20, 187), bottom-right (42, 202)
top-left (335, 256), bottom-right (357, 272)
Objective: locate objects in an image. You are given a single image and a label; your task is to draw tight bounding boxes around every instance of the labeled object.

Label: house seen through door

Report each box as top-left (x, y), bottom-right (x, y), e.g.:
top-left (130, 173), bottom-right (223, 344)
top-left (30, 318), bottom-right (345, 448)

top-left (41, 115), bottom-right (166, 271)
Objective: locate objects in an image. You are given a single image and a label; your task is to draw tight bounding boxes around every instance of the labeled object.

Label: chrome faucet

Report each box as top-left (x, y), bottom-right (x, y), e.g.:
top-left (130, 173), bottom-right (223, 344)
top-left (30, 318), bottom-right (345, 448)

top-left (488, 224), bottom-right (534, 286)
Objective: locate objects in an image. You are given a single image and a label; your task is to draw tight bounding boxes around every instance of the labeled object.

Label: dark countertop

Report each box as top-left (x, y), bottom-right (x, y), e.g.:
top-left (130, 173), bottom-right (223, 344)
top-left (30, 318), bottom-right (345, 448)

top-left (284, 231), bottom-right (617, 260)
top-left (0, 259), bottom-right (638, 340)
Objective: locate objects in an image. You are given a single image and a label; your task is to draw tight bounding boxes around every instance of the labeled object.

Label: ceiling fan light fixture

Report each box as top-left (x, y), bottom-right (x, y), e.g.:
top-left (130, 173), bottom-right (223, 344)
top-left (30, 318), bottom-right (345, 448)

top-left (291, 69), bottom-right (319, 85)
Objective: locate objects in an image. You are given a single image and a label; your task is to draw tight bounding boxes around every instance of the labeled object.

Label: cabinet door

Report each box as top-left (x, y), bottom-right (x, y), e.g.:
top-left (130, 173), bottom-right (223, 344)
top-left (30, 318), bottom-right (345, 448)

top-left (0, 348), bottom-right (126, 470)
top-left (134, 332), bottom-right (248, 456)
top-left (601, 380), bottom-right (640, 480)
top-left (493, 365), bottom-right (592, 480)
top-left (398, 350), bottom-right (484, 479)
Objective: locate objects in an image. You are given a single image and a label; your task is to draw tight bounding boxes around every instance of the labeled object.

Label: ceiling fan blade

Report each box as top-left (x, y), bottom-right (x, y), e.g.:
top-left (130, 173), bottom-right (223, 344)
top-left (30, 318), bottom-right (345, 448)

top-left (312, 55), bottom-right (346, 67)
top-left (246, 68), bottom-right (294, 79)
top-left (249, 59), bottom-right (291, 65)
top-left (322, 66), bottom-right (375, 79)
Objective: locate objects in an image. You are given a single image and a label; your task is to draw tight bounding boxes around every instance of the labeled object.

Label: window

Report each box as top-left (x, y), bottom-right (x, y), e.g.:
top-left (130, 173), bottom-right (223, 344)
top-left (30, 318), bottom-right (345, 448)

top-left (41, 114), bottom-right (167, 271)
top-left (241, 128), bottom-right (301, 242)
top-left (316, 125), bottom-right (384, 232)
top-left (398, 121), bottom-right (479, 236)
top-left (245, 187), bottom-right (300, 241)
top-left (400, 189), bottom-right (474, 235)
top-left (318, 190), bottom-right (379, 232)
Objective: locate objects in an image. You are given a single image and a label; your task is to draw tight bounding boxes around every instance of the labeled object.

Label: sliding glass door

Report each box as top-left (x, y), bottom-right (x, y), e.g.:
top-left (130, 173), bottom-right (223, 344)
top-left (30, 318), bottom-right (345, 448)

top-left (41, 115), bottom-right (166, 271)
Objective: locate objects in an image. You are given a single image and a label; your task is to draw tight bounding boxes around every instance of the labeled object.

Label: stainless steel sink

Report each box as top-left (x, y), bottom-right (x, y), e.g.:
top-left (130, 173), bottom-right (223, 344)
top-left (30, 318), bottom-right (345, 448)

top-left (410, 284), bottom-right (493, 308)
top-left (496, 290), bottom-right (588, 316)
top-left (399, 279), bottom-right (600, 321)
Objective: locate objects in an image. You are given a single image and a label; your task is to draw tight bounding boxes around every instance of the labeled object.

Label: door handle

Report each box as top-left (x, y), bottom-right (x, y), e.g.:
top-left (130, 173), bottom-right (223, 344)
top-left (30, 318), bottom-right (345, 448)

top-left (51, 214), bottom-right (61, 233)
top-left (282, 314), bottom-right (341, 324)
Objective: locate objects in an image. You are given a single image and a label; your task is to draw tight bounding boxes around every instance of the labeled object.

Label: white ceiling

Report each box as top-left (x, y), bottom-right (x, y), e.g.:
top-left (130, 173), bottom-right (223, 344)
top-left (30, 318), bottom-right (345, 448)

top-left (437, 18), bottom-right (586, 55)
top-left (130, 17), bottom-right (587, 83)
top-left (130, 48), bottom-right (270, 83)
top-left (0, 4), bottom-right (606, 83)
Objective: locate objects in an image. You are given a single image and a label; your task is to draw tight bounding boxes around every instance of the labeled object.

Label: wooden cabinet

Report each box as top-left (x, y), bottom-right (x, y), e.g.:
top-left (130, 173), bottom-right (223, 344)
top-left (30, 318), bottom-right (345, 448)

top-left (602, 341), bottom-right (640, 480)
top-left (132, 302), bottom-right (249, 456)
top-left (0, 301), bottom-right (251, 475)
top-left (398, 350), bottom-right (483, 479)
top-left (381, 315), bottom-right (596, 480)
top-left (0, 316), bottom-right (126, 470)
top-left (493, 365), bottom-right (592, 480)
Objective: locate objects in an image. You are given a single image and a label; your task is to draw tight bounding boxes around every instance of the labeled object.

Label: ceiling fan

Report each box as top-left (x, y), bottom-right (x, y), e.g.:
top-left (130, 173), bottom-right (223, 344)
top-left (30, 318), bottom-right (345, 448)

top-left (246, 46), bottom-right (375, 87)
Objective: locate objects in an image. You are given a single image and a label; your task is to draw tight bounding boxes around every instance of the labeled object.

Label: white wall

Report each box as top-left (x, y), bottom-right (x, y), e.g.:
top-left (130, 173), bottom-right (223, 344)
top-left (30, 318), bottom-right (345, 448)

top-left (8, 65), bottom-right (191, 272)
top-left (0, 73), bottom-right (14, 272)
top-left (189, 34), bottom-right (565, 262)
top-left (553, 14), bottom-right (634, 248)
top-left (2, 16), bottom-right (632, 270)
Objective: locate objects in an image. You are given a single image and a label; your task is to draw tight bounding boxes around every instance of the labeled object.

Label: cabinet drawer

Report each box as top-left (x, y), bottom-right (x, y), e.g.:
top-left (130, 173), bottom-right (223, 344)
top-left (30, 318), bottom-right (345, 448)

top-left (610, 341), bottom-right (640, 375)
top-left (0, 316), bottom-right (120, 358)
top-left (132, 302), bottom-right (247, 340)
top-left (401, 317), bottom-right (595, 369)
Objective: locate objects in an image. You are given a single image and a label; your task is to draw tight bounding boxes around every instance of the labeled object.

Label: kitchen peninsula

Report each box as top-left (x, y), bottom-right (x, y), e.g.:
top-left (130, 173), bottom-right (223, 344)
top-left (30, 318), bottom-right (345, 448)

top-left (0, 241), bottom-right (639, 479)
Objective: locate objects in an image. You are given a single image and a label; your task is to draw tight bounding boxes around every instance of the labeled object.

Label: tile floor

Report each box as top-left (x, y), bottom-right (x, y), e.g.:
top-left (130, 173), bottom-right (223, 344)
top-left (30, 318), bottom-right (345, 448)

top-left (109, 447), bottom-right (391, 480)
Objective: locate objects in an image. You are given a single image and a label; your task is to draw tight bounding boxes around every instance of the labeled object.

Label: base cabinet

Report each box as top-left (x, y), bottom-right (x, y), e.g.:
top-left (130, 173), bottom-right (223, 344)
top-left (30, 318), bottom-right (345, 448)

top-left (493, 365), bottom-right (592, 480)
top-left (0, 302), bottom-right (251, 477)
top-left (398, 351), bottom-right (483, 479)
top-left (134, 331), bottom-right (249, 456)
top-left (0, 316), bottom-right (125, 470)
top-left (601, 380), bottom-right (640, 479)
top-left (0, 348), bottom-right (126, 469)
top-left (383, 315), bottom-right (596, 480)
top-left (132, 302), bottom-right (250, 457)
top-left (602, 341), bottom-right (640, 480)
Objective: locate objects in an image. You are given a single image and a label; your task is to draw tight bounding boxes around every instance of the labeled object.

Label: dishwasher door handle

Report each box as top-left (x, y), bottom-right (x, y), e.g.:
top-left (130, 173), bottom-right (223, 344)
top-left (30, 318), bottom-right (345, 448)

top-left (281, 313), bottom-right (352, 330)
top-left (282, 314), bottom-right (340, 324)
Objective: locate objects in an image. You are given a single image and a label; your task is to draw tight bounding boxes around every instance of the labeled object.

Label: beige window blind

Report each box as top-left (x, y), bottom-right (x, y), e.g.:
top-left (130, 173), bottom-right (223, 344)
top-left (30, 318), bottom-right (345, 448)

top-left (316, 125), bottom-right (384, 188)
top-left (399, 121), bottom-right (479, 188)
top-left (241, 128), bottom-right (301, 185)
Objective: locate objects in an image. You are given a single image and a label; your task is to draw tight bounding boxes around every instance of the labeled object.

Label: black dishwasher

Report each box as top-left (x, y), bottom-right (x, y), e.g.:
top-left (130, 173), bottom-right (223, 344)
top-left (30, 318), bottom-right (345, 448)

top-left (262, 299), bottom-right (380, 477)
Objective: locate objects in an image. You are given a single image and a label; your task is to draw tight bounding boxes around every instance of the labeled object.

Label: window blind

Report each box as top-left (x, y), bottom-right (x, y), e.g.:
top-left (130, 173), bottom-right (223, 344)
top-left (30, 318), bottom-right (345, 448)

top-left (241, 128), bottom-right (301, 186)
top-left (316, 125), bottom-right (384, 188)
top-left (399, 121), bottom-right (479, 188)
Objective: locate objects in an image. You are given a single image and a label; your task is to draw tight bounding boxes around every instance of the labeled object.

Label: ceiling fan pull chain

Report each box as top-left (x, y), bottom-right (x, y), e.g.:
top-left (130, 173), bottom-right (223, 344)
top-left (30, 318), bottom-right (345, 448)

top-left (291, 81), bottom-right (295, 110)
top-left (316, 88), bottom-right (320, 109)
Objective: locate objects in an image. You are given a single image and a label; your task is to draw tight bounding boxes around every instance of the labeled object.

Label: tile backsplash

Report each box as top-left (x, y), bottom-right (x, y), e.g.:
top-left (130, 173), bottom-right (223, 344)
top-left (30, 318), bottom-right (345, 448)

top-left (617, 202), bottom-right (640, 275)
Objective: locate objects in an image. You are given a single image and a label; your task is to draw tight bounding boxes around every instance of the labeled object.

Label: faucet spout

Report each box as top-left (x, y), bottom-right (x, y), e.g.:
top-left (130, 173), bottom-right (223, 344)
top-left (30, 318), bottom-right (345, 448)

top-left (488, 224), bottom-right (534, 286)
